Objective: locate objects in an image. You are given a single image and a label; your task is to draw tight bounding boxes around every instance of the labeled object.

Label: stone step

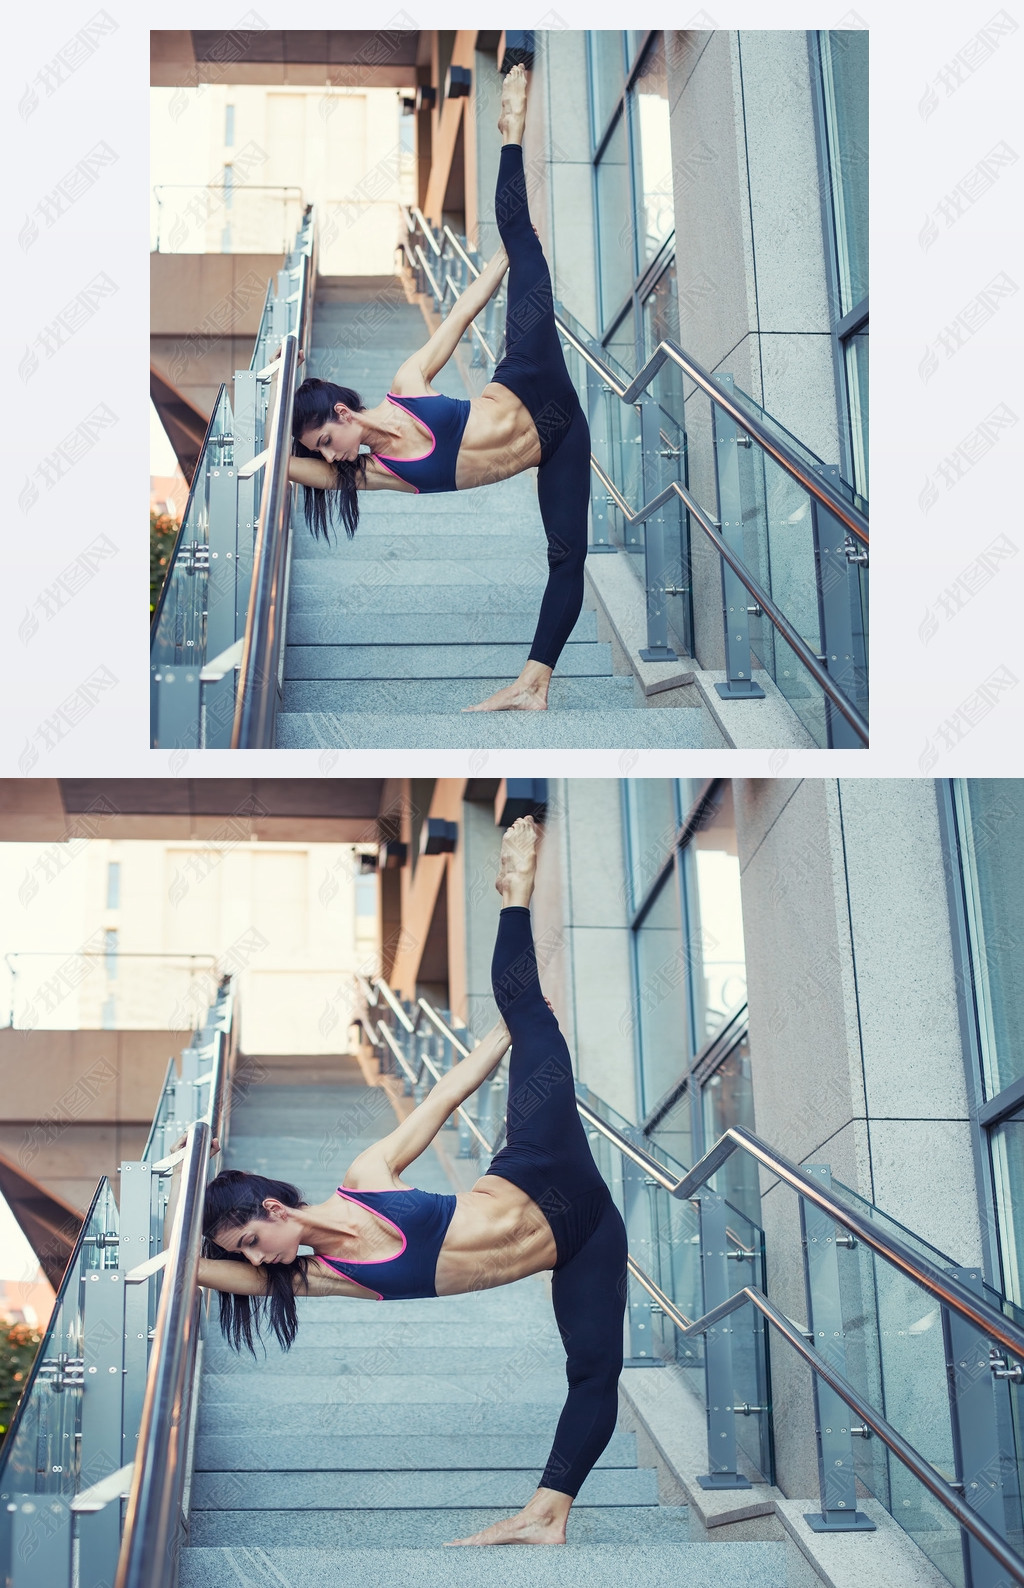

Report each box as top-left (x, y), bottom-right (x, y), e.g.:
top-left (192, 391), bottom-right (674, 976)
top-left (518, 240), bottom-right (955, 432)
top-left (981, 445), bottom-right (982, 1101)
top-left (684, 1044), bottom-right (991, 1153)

top-left (197, 1372), bottom-right (568, 1408)
top-left (186, 1503), bottom-right (692, 1550)
top-left (179, 1542), bottom-right (789, 1587)
top-left (286, 556), bottom-right (557, 589)
top-left (284, 581), bottom-right (565, 614)
top-left (189, 1466), bottom-right (658, 1512)
top-left (275, 708), bottom-right (711, 750)
top-left (195, 1400), bottom-right (574, 1441)
top-left (283, 642), bottom-right (615, 682)
top-left (281, 676), bottom-right (639, 714)
top-left (202, 1320), bottom-right (562, 1351)
top-left (285, 610), bottom-right (599, 646)
top-left (292, 531), bottom-right (551, 564)
top-left (201, 1345), bottom-right (567, 1379)
top-left (192, 1431), bottom-right (637, 1473)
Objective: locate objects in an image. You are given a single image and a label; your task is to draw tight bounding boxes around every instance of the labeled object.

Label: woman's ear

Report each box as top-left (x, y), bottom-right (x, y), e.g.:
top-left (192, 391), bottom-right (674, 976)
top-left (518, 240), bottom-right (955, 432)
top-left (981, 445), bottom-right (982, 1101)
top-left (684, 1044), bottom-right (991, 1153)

top-left (333, 403), bottom-right (349, 424)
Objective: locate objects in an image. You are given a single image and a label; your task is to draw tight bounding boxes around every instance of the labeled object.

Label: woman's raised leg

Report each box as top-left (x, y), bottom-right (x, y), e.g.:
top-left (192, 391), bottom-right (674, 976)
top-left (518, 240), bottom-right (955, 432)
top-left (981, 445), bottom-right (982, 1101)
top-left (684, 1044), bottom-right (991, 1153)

top-left (447, 817), bottom-right (628, 1545)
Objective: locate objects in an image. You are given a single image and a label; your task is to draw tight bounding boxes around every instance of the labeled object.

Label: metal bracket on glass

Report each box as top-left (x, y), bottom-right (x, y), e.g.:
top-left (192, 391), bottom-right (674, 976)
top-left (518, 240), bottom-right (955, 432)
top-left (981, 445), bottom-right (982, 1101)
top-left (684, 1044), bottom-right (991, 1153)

top-left (696, 1192), bottom-right (751, 1487)
top-left (711, 378), bottom-right (765, 701)
top-left (843, 533), bottom-right (868, 566)
top-left (200, 639), bottom-right (245, 684)
top-left (800, 1166), bottom-right (875, 1532)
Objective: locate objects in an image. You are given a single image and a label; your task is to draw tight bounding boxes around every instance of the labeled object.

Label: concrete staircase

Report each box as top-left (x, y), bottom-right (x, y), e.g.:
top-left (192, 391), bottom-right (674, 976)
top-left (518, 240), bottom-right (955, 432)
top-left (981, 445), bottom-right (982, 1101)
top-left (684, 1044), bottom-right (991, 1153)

top-left (278, 278), bottom-right (713, 749)
top-left (179, 1061), bottom-right (791, 1586)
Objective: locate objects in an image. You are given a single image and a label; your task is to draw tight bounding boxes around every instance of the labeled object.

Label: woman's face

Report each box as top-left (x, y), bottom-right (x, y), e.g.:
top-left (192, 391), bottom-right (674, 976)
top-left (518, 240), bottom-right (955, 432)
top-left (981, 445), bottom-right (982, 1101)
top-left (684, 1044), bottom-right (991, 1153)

top-left (217, 1201), bottom-right (305, 1267)
top-left (299, 403), bottom-right (362, 464)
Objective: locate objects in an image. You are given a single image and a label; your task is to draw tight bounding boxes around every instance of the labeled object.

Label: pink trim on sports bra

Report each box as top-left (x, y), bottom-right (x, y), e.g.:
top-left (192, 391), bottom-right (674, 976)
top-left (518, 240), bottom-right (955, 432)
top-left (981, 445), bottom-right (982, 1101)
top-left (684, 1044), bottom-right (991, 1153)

top-left (369, 394), bottom-right (437, 492)
top-left (312, 1187), bottom-right (408, 1302)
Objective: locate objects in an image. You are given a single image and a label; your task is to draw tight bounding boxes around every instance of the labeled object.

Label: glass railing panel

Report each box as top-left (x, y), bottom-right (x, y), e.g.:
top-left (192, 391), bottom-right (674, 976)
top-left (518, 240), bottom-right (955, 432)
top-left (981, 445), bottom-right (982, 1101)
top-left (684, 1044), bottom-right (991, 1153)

top-left (715, 369), bottom-right (867, 519)
top-left (150, 386), bottom-right (234, 749)
top-left (0, 1179), bottom-right (118, 1500)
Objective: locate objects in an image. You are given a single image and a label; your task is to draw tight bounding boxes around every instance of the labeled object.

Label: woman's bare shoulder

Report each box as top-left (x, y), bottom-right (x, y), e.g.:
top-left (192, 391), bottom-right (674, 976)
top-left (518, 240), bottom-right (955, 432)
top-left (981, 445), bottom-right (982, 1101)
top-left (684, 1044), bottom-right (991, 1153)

top-left (342, 1148), bottom-right (408, 1190)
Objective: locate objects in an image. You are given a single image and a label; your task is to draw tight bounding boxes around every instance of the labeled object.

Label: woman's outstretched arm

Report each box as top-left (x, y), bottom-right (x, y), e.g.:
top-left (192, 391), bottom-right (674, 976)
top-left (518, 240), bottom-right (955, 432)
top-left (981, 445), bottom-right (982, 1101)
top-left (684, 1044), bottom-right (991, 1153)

top-left (394, 248), bottom-right (509, 391)
top-left (351, 1019), bottom-right (511, 1178)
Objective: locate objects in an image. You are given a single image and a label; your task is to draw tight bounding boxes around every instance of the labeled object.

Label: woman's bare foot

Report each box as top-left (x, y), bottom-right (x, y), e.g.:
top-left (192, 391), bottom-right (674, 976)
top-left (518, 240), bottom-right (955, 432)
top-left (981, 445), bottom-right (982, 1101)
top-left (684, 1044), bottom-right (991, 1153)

top-left (464, 660), bottom-right (552, 713)
top-left (498, 62), bottom-right (528, 146)
top-left (495, 814), bottom-right (538, 907)
top-left (445, 1487), bottom-right (570, 1546)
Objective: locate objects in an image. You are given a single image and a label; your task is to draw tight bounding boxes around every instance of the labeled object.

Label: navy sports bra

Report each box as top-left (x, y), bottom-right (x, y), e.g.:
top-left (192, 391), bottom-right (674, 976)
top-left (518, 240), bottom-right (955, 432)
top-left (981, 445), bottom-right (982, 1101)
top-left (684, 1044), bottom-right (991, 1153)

top-left (371, 392), bottom-right (471, 494)
top-left (313, 1185), bottom-right (458, 1300)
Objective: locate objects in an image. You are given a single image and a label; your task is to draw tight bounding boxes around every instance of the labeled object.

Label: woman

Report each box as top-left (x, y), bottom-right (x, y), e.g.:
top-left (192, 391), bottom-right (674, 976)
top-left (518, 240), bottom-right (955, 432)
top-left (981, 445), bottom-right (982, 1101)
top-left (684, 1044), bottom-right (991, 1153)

top-left (190, 816), bottom-right (628, 1547)
top-left (286, 65), bottom-right (591, 714)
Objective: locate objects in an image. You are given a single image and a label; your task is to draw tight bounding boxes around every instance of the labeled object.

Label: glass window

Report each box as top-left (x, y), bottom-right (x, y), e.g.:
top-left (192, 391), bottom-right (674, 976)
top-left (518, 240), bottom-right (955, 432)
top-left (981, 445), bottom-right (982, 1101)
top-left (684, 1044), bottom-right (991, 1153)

top-left (595, 114), bottom-right (634, 327)
top-left (101, 995), bottom-right (116, 1030)
top-left (625, 780), bottom-right (680, 907)
top-left (629, 36), bottom-right (674, 268)
top-left (643, 262), bottom-right (685, 431)
top-left (104, 929), bottom-right (119, 979)
top-left (223, 165), bottom-right (234, 209)
top-left (106, 861), bottom-right (121, 910)
top-left (355, 875), bottom-right (377, 918)
top-left (845, 330), bottom-right (868, 496)
top-left (589, 31), bottom-right (626, 144)
top-left (819, 30), bottom-right (868, 316)
top-left (225, 103), bottom-right (235, 147)
top-left (635, 870), bottom-right (689, 1115)
top-left (954, 780), bottom-right (1024, 1099)
top-left (648, 1082), bottom-right (693, 1171)
top-left (683, 783), bottom-right (748, 1046)
top-left (991, 1117), bottom-right (1024, 1303)
top-left (702, 1030), bottom-right (760, 1222)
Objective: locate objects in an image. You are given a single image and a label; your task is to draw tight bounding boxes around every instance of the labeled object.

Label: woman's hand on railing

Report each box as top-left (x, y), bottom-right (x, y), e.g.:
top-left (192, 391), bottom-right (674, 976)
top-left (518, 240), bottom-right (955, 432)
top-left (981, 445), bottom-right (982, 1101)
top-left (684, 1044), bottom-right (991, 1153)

top-left (273, 339), bottom-right (305, 368)
top-left (169, 1131), bottom-right (220, 1158)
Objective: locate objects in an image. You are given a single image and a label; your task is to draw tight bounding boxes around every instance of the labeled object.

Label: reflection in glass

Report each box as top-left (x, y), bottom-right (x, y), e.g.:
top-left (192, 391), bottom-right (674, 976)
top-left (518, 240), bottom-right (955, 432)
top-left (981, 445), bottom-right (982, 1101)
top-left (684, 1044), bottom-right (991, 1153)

top-left (589, 31), bottom-right (627, 145)
top-left (701, 1032), bottom-right (759, 1223)
top-left (625, 779), bottom-right (680, 907)
top-left (991, 1118), bottom-right (1024, 1304)
top-left (596, 114), bottom-right (635, 333)
top-left (635, 869), bottom-right (688, 1115)
top-left (845, 330), bottom-right (868, 498)
top-left (955, 780), bottom-right (1024, 1100)
top-left (630, 36), bottom-right (674, 268)
top-left (819, 31), bottom-right (868, 316)
top-left (684, 782), bottom-right (747, 1045)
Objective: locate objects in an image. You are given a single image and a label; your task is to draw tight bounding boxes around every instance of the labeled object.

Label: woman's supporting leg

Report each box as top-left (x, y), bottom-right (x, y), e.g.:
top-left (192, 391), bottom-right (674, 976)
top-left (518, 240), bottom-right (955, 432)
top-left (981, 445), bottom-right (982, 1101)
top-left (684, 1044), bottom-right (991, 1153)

top-left (543, 1196), bottom-right (628, 1495)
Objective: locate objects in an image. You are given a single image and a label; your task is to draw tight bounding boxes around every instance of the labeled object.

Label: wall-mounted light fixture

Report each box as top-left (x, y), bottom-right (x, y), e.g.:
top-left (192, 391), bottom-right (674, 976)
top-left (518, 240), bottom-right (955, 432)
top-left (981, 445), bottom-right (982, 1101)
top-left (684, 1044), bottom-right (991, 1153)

top-left (499, 31), bottom-right (535, 75)
top-left (445, 65), bottom-right (471, 99)
top-left (378, 839), bottom-right (408, 870)
top-left (495, 779), bottom-right (548, 828)
top-left (420, 818), bottom-right (458, 856)
top-left (400, 95), bottom-right (416, 116)
top-left (415, 85), bottom-right (436, 111)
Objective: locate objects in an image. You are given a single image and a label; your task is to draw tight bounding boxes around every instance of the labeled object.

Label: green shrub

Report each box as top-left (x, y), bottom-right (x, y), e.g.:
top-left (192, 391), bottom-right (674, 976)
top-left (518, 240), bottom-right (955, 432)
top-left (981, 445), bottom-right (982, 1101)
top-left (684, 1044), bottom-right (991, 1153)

top-left (0, 1320), bottom-right (44, 1450)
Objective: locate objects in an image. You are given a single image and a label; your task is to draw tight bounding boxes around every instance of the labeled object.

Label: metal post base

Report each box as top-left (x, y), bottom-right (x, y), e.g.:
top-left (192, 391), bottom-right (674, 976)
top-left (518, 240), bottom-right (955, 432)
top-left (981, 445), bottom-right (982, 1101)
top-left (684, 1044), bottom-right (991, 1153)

top-left (640, 646), bottom-right (678, 661)
top-left (714, 680), bottom-right (766, 699)
top-left (622, 1357), bottom-right (667, 1368)
top-left (588, 542), bottom-right (617, 554)
top-left (803, 1511), bottom-right (876, 1532)
top-left (697, 1472), bottom-right (753, 1490)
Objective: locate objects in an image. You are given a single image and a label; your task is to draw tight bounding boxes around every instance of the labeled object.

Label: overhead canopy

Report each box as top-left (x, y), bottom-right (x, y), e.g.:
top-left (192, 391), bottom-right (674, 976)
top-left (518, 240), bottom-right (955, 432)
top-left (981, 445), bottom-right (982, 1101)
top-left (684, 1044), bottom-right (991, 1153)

top-left (152, 30), bottom-right (427, 88)
top-left (0, 780), bottom-right (387, 843)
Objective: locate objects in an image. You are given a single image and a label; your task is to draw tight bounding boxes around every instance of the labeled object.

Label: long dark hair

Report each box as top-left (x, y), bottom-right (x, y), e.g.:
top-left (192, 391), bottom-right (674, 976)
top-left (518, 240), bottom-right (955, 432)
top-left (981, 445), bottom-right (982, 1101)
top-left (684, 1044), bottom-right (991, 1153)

top-left (291, 377), bottom-right (367, 541)
top-left (203, 1169), bottom-right (312, 1357)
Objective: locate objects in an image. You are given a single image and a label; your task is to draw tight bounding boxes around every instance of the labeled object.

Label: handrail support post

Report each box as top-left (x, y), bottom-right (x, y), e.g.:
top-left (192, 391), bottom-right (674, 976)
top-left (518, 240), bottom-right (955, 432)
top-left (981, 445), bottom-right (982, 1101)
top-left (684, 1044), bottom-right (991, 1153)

top-left (943, 1265), bottom-right (1016, 1588)
top-left (800, 1165), bottom-right (875, 1531)
top-left (638, 396), bottom-right (681, 661)
top-left (696, 1192), bottom-right (752, 1488)
top-left (712, 377), bottom-right (765, 700)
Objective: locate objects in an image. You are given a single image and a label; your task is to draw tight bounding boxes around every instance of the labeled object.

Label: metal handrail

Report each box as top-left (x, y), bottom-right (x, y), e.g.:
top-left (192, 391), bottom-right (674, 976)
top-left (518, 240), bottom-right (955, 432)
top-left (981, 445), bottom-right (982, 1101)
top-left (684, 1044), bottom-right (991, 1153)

top-left (366, 980), bottom-right (500, 1153)
top-left (231, 333), bottom-right (300, 747)
top-left (626, 1262), bottom-right (1024, 1587)
top-left (115, 1122), bottom-right (211, 1588)
top-left (149, 385), bottom-right (230, 642)
top-left (640, 479), bottom-right (868, 743)
top-left (402, 205), bottom-right (867, 544)
top-left (578, 1103), bottom-right (1024, 1367)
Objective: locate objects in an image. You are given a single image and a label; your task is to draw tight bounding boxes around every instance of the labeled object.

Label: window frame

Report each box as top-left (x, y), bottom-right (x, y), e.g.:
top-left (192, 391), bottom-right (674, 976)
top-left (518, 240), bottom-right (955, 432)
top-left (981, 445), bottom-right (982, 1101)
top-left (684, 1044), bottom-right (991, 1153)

top-left (807, 28), bottom-right (869, 495)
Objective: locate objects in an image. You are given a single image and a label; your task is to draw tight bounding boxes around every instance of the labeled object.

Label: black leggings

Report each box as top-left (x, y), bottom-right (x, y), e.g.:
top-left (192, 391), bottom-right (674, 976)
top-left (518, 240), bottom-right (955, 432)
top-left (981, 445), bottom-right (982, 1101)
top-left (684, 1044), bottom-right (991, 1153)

top-left (491, 145), bottom-right (591, 671)
top-left (486, 905), bottom-right (627, 1499)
